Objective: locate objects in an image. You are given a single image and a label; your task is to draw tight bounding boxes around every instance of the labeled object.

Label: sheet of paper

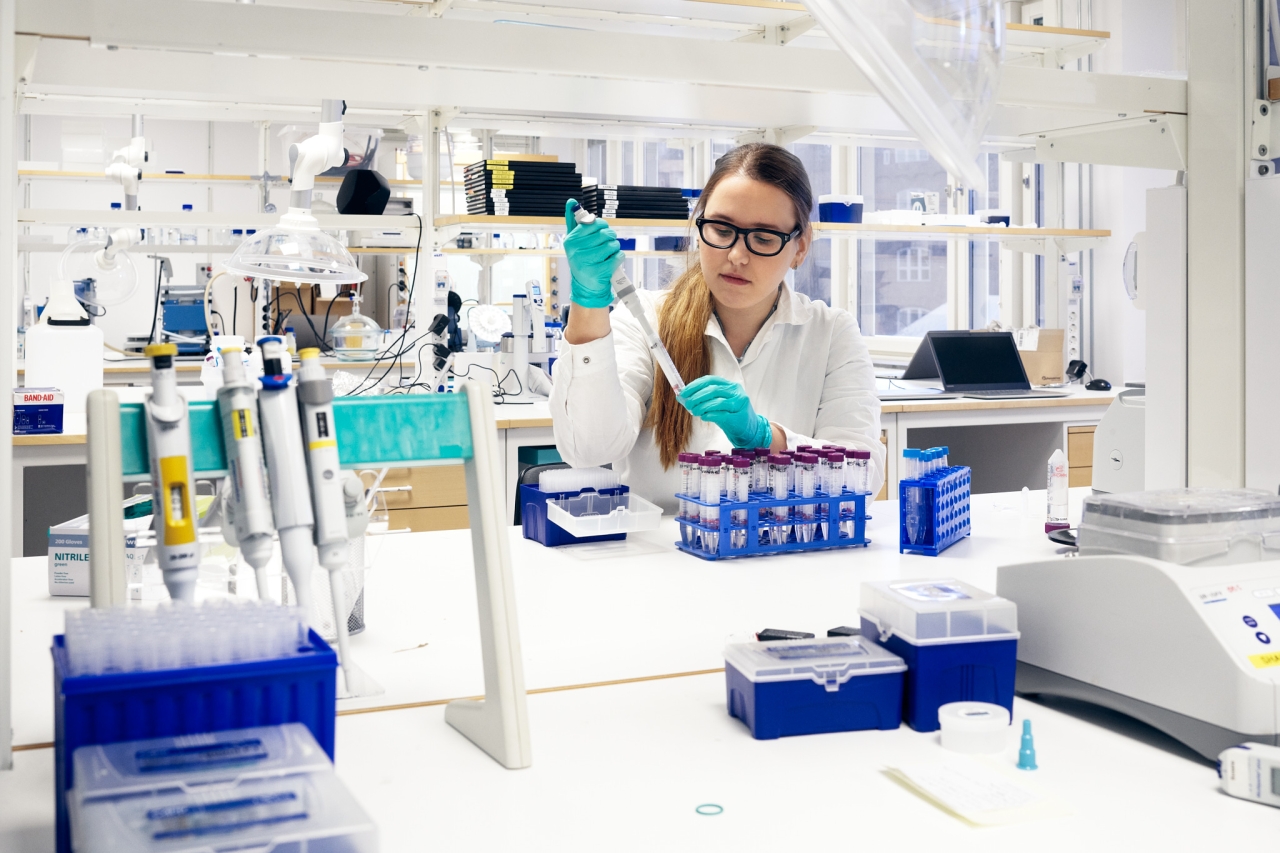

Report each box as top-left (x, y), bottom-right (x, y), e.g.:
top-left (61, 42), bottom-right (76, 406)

top-left (1012, 327), bottom-right (1040, 351)
top-left (886, 757), bottom-right (1071, 826)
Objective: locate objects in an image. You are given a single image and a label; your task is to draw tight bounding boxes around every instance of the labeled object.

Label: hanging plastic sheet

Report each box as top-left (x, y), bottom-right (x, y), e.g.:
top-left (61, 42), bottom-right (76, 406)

top-left (802, 0), bottom-right (1004, 192)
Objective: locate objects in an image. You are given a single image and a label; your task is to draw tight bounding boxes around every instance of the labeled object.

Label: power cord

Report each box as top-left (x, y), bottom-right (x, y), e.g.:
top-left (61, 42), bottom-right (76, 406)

top-left (347, 212), bottom-right (423, 395)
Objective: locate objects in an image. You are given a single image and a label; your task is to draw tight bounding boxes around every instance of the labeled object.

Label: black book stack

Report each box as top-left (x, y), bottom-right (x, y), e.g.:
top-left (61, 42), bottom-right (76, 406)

top-left (464, 159), bottom-right (583, 216)
top-left (578, 184), bottom-right (689, 220)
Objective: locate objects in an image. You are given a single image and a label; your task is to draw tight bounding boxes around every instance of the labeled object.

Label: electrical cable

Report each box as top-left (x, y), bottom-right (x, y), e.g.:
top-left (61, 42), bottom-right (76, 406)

top-left (148, 259), bottom-right (162, 344)
top-left (347, 212), bottom-right (422, 395)
top-left (321, 291), bottom-right (340, 342)
top-left (232, 287), bottom-right (238, 337)
top-left (268, 288), bottom-right (334, 354)
top-left (211, 309), bottom-right (227, 334)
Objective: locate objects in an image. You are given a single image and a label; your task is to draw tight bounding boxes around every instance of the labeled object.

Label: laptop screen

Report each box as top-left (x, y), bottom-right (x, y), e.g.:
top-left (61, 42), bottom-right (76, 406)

top-left (930, 333), bottom-right (1029, 389)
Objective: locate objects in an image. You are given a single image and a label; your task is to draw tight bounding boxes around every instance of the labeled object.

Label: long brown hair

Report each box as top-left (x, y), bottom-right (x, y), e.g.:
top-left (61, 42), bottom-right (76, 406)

top-left (646, 143), bottom-right (814, 468)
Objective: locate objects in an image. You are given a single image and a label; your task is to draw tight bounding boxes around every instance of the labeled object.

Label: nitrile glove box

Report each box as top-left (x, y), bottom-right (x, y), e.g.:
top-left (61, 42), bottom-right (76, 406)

top-left (725, 636), bottom-right (905, 739)
top-left (859, 579), bottom-right (1018, 733)
top-left (14, 386), bottom-right (64, 434)
top-left (48, 503), bottom-right (152, 597)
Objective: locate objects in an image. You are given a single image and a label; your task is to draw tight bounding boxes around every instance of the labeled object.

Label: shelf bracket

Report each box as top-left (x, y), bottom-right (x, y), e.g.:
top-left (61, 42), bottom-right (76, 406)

top-left (733, 14), bottom-right (816, 46)
top-left (1017, 113), bottom-right (1187, 170)
top-left (735, 124), bottom-right (817, 147)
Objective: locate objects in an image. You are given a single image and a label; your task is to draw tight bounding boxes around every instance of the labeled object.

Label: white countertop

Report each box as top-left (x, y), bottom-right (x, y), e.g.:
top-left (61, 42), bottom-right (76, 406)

top-left (4, 488), bottom-right (1271, 850)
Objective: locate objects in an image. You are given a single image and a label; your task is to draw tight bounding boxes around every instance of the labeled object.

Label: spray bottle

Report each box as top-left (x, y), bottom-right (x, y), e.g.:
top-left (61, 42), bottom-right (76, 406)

top-left (214, 346), bottom-right (275, 599)
top-left (143, 343), bottom-right (201, 602)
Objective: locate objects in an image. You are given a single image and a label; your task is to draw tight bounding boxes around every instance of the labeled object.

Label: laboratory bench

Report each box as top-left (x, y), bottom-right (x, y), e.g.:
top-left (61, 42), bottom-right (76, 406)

top-left (9, 390), bottom-right (1113, 557)
top-left (1, 488), bottom-right (1271, 851)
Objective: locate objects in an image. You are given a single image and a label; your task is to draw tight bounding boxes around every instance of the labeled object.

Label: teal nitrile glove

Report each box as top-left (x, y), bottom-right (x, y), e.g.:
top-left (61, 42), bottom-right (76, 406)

top-left (679, 375), bottom-right (772, 449)
top-left (563, 199), bottom-right (620, 309)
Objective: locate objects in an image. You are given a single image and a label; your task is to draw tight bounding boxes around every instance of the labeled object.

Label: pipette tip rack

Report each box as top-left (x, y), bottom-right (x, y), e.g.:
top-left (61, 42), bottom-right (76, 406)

top-left (675, 490), bottom-right (870, 560)
top-left (898, 466), bottom-right (972, 556)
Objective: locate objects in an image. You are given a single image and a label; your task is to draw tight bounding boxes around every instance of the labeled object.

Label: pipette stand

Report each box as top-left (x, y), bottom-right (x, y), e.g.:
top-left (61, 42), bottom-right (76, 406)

top-left (85, 383), bottom-right (532, 771)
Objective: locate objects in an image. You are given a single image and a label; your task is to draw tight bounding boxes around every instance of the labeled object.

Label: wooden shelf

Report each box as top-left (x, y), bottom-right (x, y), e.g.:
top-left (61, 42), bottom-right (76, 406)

top-left (18, 208), bottom-right (418, 231)
top-left (440, 247), bottom-right (683, 258)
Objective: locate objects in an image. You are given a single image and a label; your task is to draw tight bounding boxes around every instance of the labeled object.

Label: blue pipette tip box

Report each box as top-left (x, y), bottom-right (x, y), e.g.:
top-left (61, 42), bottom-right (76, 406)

top-left (520, 483), bottom-right (628, 547)
top-left (53, 631), bottom-right (338, 853)
top-left (859, 579), bottom-right (1018, 732)
top-left (725, 636), bottom-right (905, 739)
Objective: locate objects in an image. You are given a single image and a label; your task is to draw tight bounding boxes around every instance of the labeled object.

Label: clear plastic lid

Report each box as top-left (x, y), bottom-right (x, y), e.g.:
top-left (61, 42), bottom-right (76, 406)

top-left (222, 210), bottom-right (366, 286)
top-left (71, 768), bottom-right (377, 853)
top-left (860, 579), bottom-right (1018, 644)
top-left (328, 311), bottom-right (383, 361)
top-left (724, 635), bottom-right (905, 686)
top-left (71, 724), bottom-right (331, 807)
top-left (1081, 489), bottom-right (1280, 526)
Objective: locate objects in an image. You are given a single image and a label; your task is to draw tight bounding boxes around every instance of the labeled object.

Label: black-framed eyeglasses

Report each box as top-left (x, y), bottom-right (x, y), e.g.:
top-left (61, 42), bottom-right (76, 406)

top-left (695, 218), bottom-right (801, 258)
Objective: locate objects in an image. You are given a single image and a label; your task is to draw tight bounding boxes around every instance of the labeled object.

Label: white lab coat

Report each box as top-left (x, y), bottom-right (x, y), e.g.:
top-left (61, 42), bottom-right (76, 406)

top-left (550, 285), bottom-right (885, 514)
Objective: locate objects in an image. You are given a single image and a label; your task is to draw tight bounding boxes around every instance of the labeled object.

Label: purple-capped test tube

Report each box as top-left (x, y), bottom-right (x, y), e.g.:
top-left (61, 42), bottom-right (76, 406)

top-left (700, 455), bottom-right (723, 553)
top-left (769, 453), bottom-right (792, 544)
top-left (794, 452), bottom-right (819, 543)
top-left (728, 456), bottom-right (751, 548)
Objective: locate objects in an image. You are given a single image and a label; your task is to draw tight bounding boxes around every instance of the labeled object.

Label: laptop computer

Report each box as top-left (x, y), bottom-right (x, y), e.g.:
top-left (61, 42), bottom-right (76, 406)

top-left (901, 333), bottom-right (941, 380)
top-left (929, 331), bottom-right (1068, 399)
top-left (876, 378), bottom-right (961, 401)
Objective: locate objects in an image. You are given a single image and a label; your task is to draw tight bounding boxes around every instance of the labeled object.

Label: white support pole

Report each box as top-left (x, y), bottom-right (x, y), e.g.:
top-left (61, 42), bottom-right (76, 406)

top-left (830, 144), bottom-right (852, 312)
top-left (446, 381), bottom-right (531, 769)
top-left (1040, 163), bottom-right (1064, 329)
top-left (87, 390), bottom-right (127, 608)
top-left (1187, 0), bottom-right (1248, 487)
top-left (0, 0), bottom-right (16, 772)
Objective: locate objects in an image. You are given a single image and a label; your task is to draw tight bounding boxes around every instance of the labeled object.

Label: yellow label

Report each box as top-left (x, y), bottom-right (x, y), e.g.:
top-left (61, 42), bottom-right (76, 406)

top-left (232, 408), bottom-right (254, 440)
top-left (1250, 652), bottom-right (1280, 669)
top-left (158, 456), bottom-right (196, 546)
top-left (486, 161), bottom-right (509, 167)
top-left (309, 439), bottom-right (337, 451)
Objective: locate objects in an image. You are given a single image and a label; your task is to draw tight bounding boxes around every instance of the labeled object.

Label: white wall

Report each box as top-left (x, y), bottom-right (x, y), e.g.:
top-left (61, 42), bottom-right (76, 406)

top-left (1086, 0), bottom-right (1184, 385)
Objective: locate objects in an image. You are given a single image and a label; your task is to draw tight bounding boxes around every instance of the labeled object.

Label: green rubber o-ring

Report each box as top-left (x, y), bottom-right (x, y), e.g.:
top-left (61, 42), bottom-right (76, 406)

top-left (695, 804), bottom-right (723, 816)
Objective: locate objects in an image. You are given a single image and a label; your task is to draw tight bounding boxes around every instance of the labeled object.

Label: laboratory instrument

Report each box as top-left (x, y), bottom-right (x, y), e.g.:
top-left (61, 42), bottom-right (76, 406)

top-left (938, 701), bottom-right (1011, 754)
top-left (1017, 720), bottom-right (1038, 770)
top-left (1090, 388), bottom-right (1146, 494)
top-left (998, 488), bottom-right (1280, 759)
top-left (520, 466), bottom-right (661, 546)
top-left (569, 201), bottom-right (686, 393)
top-left (256, 336), bottom-right (319, 620)
top-left (725, 635), bottom-right (906, 739)
top-left (296, 348), bottom-right (382, 698)
top-left (1219, 742), bottom-right (1280, 807)
top-left (214, 346), bottom-right (275, 599)
top-left (1045, 448), bottom-right (1069, 533)
top-left (142, 343), bottom-right (201, 603)
top-left (860, 579), bottom-right (1018, 732)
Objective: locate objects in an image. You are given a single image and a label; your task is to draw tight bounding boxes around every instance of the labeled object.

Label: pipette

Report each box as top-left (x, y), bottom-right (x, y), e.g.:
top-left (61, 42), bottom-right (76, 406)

top-left (569, 202), bottom-right (686, 394)
top-left (214, 347), bottom-right (275, 599)
top-left (142, 344), bottom-right (201, 603)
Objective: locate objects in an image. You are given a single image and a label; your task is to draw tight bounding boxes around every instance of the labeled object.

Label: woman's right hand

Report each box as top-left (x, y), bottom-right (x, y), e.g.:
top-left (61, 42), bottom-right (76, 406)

top-left (563, 199), bottom-right (620, 309)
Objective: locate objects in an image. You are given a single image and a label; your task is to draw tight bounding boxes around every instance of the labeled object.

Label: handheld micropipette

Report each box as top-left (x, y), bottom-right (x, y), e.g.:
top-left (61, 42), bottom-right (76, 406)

top-left (569, 202), bottom-right (686, 394)
top-left (255, 336), bottom-right (317, 620)
top-left (214, 347), bottom-right (275, 600)
top-left (143, 343), bottom-right (201, 603)
top-left (296, 348), bottom-right (382, 698)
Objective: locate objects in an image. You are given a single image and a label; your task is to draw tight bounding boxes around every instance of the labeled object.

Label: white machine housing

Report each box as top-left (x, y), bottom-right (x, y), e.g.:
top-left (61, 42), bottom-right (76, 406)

top-left (997, 554), bottom-right (1280, 760)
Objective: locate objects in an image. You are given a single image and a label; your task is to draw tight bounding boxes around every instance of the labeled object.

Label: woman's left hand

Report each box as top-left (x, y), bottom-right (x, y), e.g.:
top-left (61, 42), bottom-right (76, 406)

top-left (678, 376), bottom-right (773, 449)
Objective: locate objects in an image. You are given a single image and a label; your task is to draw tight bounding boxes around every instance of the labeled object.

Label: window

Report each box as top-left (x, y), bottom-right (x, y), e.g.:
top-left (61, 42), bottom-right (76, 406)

top-left (642, 141), bottom-right (684, 188)
top-left (790, 142), bottom-right (832, 305)
top-left (585, 139), bottom-right (607, 185)
top-left (897, 246), bottom-right (931, 282)
top-left (857, 147), bottom-right (949, 336)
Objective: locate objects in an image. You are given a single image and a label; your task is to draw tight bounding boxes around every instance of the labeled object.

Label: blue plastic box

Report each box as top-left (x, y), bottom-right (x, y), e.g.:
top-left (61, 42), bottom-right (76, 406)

top-left (859, 579), bottom-right (1018, 732)
top-left (817, 194), bottom-right (864, 223)
top-left (520, 483), bottom-right (628, 547)
top-left (53, 631), bottom-right (338, 853)
top-left (899, 466), bottom-right (971, 556)
top-left (725, 636), bottom-right (905, 739)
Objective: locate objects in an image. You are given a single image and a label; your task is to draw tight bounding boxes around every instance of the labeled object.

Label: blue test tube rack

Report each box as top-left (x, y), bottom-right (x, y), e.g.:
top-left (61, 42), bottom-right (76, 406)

top-left (675, 489), bottom-right (870, 560)
top-left (898, 466), bottom-right (972, 556)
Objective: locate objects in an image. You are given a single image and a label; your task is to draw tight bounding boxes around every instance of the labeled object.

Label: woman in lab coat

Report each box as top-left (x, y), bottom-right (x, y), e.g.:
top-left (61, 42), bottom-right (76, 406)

top-left (550, 143), bottom-right (884, 513)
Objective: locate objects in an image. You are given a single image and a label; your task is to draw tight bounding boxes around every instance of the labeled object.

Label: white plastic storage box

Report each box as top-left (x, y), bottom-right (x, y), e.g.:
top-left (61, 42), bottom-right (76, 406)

top-left (859, 579), bottom-right (1018, 732)
top-left (69, 723), bottom-right (376, 853)
top-left (724, 636), bottom-right (905, 739)
top-left (1077, 488), bottom-right (1280, 566)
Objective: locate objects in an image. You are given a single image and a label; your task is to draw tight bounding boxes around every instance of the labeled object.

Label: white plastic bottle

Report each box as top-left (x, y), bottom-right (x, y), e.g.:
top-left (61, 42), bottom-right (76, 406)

top-left (179, 204), bottom-right (197, 245)
top-left (1046, 448), bottom-right (1069, 533)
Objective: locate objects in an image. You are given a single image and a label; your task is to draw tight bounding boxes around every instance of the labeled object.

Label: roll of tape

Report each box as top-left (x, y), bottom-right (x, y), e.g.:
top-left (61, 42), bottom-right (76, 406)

top-left (938, 701), bottom-right (1011, 754)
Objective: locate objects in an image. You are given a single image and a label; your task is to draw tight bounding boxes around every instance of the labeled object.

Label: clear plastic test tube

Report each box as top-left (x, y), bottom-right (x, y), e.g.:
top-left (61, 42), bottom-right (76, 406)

top-left (752, 448), bottom-right (770, 493)
top-left (769, 454), bottom-right (792, 544)
top-left (825, 451), bottom-right (845, 539)
top-left (700, 455), bottom-right (723, 554)
top-left (729, 456), bottom-right (750, 549)
top-left (677, 452), bottom-right (698, 545)
top-left (939, 445), bottom-right (950, 469)
top-left (903, 448), bottom-right (920, 480)
top-left (779, 451), bottom-right (795, 492)
top-left (849, 449), bottom-right (870, 494)
top-left (795, 452), bottom-right (818, 543)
